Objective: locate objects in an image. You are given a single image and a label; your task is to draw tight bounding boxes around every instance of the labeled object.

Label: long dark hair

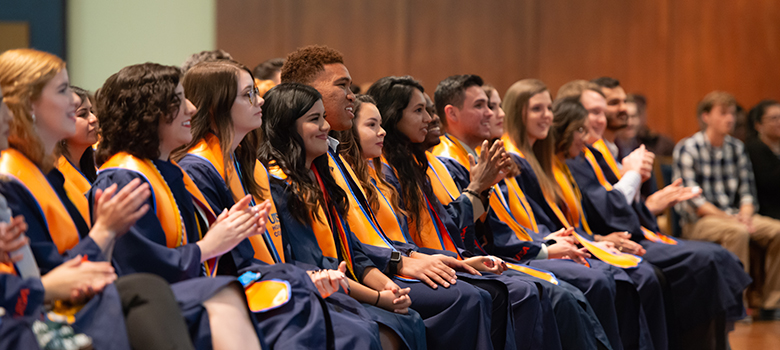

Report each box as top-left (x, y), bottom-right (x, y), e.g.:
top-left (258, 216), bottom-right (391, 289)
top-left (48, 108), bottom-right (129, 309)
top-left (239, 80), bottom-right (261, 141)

top-left (96, 63), bottom-right (182, 164)
top-left (258, 83), bottom-right (347, 224)
top-left (56, 85), bottom-right (97, 181)
top-left (747, 99), bottom-right (780, 139)
top-left (173, 60), bottom-right (264, 201)
top-left (367, 76), bottom-right (431, 231)
top-left (337, 94), bottom-right (405, 216)
top-left (551, 97), bottom-right (588, 156)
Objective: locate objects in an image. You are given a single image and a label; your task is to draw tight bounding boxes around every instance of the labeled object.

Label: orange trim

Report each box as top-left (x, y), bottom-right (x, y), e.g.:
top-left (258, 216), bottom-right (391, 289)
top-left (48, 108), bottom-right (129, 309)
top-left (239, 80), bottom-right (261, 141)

top-left (430, 135), bottom-right (472, 171)
top-left (0, 262), bottom-right (16, 275)
top-left (592, 139), bottom-right (622, 180)
top-left (101, 153), bottom-right (186, 249)
top-left (367, 166), bottom-right (407, 243)
top-left (187, 135), bottom-right (281, 263)
top-left (582, 147), bottom-right (615, 191)
top-left (0, 149), bottom-right (79, 254)
top-left (56, 156), bottom-right (91, 226)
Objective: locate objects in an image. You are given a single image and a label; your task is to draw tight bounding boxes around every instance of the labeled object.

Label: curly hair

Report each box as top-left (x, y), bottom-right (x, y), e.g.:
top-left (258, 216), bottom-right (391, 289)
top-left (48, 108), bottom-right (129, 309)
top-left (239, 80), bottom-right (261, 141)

top-left (337, 94), bottom-right (405, 218)
top-left (173, 60), bottom-right (264, 202)
top-left (281, 45), bottom-right (344, 85)
top-left (258, 83), bottom-right (347, 225)
top-left (0, 49), bottom-right (66, 172)
top-left (95, 63), bottom-right (182, 164)
top-left (367, 76), bottom-right (431, 233)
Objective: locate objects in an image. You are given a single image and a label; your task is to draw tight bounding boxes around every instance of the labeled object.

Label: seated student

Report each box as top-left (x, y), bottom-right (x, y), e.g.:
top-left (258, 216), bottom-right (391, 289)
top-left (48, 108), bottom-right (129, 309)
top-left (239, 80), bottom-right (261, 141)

top-left (0, 49), bottom-right (197, 350)
top-left (501, 80), bottom-right (672, 350)
top-left (174, 59), bottom-right (402, 349)
top-left (430, 75), bottom-right (647, 350)
top-left (54, 86), bottom-right (98, 226)
top-left (258, 82), bottom-right (430, 350)
top-left (746, 100), bottom-right (780, 221)
top-left (356, 80), bottom-right (610, 350)
top-left (281, 45), bottom-right (498, 350)
top-left (345, 87), bottom-right (537, 350)
top-left (559, 83), bottom-right (751, 349)
top-left (674, 91), bottom-right (780, 317)
top-left (89, 62), bottom-right (268, 350)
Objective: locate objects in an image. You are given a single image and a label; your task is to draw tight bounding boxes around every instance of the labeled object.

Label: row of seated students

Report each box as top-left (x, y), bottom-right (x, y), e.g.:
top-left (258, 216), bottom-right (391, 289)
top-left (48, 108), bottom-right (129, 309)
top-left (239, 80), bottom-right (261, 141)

top-left (0, 45), bottom-right (749, 350)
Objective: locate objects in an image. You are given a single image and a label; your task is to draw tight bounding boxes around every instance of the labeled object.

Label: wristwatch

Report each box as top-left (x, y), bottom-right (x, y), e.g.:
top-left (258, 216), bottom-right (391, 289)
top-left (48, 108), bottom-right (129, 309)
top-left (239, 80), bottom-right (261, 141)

top-left (388, 251), bottom-right (402, 275)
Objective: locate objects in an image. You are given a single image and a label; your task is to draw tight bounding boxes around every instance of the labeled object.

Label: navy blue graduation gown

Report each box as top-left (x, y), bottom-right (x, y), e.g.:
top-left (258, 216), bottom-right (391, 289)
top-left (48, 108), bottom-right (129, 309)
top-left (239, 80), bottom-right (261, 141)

top-left (567, 146), bottom-right (752, 334)
top-left (436, 156), bottom-right (634, 350)
top-left (89, 160), bottom-right (257, 349)
top-left (270, 178), bottom-right (430, 350)
top-left (511, 154), bottom-right (668, 350)
top-left (180, 153), bottom-right (392, 350)
top-left (0, 170), bottom-right (130, 350)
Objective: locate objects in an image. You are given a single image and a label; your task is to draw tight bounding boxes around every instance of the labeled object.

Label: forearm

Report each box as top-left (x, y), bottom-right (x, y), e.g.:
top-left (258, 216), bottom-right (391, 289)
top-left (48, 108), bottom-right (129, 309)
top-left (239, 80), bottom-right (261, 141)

top-left (88, 224), bottom-right (116, 261)
top-left (360, 266), bottom-right (391, 291)
top-left (696, 202), bottom-right (730, 218)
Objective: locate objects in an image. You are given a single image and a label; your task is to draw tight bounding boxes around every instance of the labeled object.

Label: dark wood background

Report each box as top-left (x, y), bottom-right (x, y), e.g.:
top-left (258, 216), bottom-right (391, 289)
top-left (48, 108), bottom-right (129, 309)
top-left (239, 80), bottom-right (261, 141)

top-left (217, 0), bottom-right (780, 141)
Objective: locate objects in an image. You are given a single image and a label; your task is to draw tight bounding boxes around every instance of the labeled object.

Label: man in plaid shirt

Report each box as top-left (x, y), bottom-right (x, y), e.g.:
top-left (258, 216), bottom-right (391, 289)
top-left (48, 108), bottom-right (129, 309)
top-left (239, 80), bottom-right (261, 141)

top-left (674, 91), bottom-right (780, 313)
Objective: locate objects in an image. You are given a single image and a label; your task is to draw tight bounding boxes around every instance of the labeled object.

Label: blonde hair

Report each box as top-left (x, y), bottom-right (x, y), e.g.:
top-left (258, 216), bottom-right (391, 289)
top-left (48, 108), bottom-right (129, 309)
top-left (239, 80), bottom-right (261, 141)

top-left (0, 49), bottom-right (66, 171)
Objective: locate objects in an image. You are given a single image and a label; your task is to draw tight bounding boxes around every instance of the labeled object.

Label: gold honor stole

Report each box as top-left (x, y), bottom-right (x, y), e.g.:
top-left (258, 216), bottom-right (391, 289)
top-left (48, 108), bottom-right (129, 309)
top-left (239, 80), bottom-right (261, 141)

top-left (583, 146), bottom-right (677, 245)
top-left (327, 152), bottom-right (398, 250)
top-left (100, 153), bottom-right (220, 276)
top-left (269, 165), bottom-right (356, 280)
top-left (186, 135), bottom-right (284, 264)
top-left (428, 141), bottom-right (559, 283)
top-left (366, 166), bottom-right (409, 243)
top-left (55, 156), bottom-right (91, 226)
top-left (0, 149), bottom-right (79, 254)
top-left (553, 156), bottom-right (642, 269)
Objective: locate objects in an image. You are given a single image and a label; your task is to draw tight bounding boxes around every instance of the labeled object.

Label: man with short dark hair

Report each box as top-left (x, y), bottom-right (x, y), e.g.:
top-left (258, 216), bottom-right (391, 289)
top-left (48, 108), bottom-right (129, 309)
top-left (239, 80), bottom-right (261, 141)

top-left (674, 90), bottom-right (780, 316)
top-left (252, 58), bottom-right (284, 85)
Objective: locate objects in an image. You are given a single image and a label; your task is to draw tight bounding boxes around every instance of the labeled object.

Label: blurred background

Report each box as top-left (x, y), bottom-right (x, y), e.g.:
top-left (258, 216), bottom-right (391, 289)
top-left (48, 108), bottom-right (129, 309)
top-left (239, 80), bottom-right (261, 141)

top-left (2, 0), bottom-right (780, 141)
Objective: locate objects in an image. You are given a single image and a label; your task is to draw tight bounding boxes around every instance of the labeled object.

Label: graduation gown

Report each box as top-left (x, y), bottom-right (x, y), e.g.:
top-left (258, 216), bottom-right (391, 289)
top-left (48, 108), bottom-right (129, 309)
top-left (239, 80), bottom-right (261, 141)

top-left (0, 149), bottom-right (130, 350)
top-left (178, 135), bottom-right (388, 350)
top-left (89, 154), bottom-right (257, 349)
top-left (567, 144), bottom-right (752, 336)
top-left (506, 145), bottom-right (668, 350)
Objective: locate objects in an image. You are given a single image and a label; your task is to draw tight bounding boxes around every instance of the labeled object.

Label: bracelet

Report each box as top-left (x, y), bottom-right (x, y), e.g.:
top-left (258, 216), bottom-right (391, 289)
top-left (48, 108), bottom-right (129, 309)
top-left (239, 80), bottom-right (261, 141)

top-left (463, 189), bottom-right (481, 198)
top-left (374, 290), bottom-right (381, 306)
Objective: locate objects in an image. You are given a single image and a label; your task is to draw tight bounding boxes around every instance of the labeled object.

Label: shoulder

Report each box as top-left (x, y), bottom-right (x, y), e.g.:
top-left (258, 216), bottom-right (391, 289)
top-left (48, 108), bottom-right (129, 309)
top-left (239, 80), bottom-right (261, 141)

top-left (93, 168), bottom-right (147, 190)
top-left (178, 154), bottom-right (222, 182)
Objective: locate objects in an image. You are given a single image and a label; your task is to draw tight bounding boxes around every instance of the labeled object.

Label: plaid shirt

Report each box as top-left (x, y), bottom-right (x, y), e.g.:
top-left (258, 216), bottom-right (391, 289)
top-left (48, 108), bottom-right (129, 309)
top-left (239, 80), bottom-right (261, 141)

top-left (672, 131), bottom-right (756, 225)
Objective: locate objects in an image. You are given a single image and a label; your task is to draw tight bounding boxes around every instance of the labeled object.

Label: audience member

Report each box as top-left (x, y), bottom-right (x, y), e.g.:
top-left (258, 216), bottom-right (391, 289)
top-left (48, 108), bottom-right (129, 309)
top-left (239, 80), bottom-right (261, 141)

top-left (746, 100), bottom-right (780, 220)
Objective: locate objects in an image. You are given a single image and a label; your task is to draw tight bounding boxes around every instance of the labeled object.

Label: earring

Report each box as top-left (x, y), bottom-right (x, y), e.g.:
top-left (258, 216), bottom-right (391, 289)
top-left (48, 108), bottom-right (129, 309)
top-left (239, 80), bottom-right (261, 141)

top-left (31, 113), bottom-right (36, 122)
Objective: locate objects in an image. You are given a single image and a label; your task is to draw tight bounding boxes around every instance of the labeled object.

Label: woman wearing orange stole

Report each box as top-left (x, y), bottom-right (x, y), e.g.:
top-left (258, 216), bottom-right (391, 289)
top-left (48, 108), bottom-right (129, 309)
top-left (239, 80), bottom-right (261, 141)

top-left (175, 60), bottom-right (394, 349)
top-left (258, 82), bottom-right (430, 350)
top-left (89, 63), bottom-right (266, 350)
top-left (0, 49), bottom-right (200, 350)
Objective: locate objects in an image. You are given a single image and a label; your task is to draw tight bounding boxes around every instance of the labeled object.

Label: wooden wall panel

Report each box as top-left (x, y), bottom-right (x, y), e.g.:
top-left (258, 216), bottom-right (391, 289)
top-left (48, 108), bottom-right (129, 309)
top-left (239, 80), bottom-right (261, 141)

top-left (218, 0), bottom-right (780, 141)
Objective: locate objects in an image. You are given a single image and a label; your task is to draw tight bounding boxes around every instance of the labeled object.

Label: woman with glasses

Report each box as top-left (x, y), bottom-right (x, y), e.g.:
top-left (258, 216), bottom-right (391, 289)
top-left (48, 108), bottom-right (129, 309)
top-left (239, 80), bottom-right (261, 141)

top-left (175, 60), bottom-right (392, 349)
top-left (89, 62), bottom-right (268, 350)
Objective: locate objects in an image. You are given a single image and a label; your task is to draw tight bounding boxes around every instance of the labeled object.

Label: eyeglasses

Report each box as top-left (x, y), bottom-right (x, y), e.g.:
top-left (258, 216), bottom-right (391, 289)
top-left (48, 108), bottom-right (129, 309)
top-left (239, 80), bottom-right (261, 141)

top-left (246, 85), bottom-right (261, 106)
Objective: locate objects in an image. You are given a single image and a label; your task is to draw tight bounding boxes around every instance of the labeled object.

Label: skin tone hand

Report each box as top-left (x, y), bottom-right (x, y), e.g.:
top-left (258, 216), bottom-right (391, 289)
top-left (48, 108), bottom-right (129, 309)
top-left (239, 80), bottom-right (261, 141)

top-left (40, 255), bottom-right (117, 303)
top-left (546, 240), bottom-right (591, 265)
top-left (621, 145), bottom-right (653, 182)
top-left (595, 232), bottom-right (646, 256)
top-left (645, 179), bottom-right (702, 215)
top-left (467, 140), bottom-right (512, 193)
top-left (737, 204), bottom-right (755, 234)
top-left (90, 179), bottom-right (151, 260)
top-left (463, 256), bottom-right (508, 275)
top-left (412, 252), bottom-right (482, 275)
top-left (397, 254), bottom-right (459, 289)
top-left (356, 267), bottom-right (411, 314)
top-left (544, 227), bottom-right (578, 245)
top-left (0, 216), bottom-right (28, 263)
top-left (307, 261), bottom-right (351, 298)
top-left (197, 196), bottom-right (270, 262)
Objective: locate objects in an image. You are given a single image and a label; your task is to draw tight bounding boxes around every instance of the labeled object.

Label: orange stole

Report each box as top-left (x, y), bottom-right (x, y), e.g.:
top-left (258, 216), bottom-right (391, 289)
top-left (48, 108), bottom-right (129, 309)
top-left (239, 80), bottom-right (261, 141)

top-left (327, 153), bottom-right (394, 250)
top-left (430, 139), bottom-right (559, 282)
top-left (55, 156), bottom-right (91, 226)
top-left (100, 153), bottom-right (220, 274)
top-left (592, 139), bottom-right (622, 181)
top-left (583, 147), bottom-right (677, 245)
top-left (0, 149), bottom-right (79, 254)
top-left (553, 156), bottom-right (642, 268)
top-left (186, 135), bottom-right (283, 263)
top-left (367, 166), bottom-right (408, 243)
top-left (430, 134), bottom-right (472, 170)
